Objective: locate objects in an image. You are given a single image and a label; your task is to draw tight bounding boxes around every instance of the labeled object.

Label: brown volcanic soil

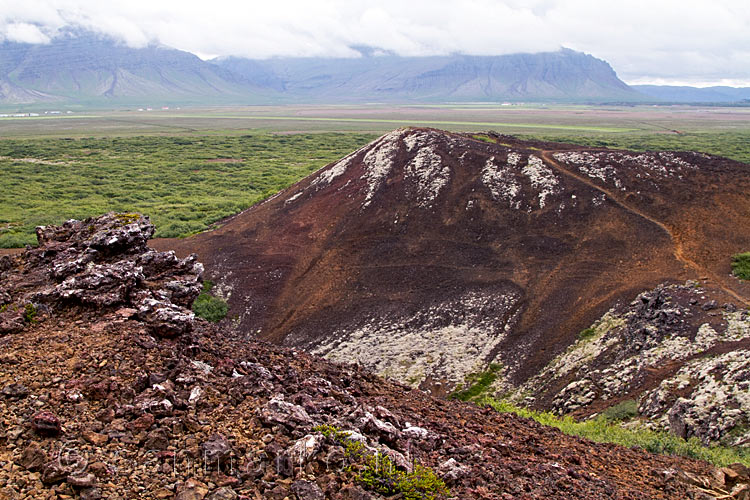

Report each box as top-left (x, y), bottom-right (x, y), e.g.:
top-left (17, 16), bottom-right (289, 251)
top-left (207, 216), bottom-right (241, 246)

top-left (153, 128), bottom-right (750, 389)
top-left (0, 217), bottom-right (736, 499)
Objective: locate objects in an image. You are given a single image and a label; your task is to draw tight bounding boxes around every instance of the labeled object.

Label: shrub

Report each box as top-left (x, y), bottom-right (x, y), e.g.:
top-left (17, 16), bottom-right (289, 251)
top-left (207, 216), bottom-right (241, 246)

top-left (601, 399), bottom-right (638, 422)
top-left (313, 425), bottom-right (448, 499)
top-left (358, 453), bottom-right (448, 500)
top-left (450, 363), bottom-right (503, 402)
top-left (23, 303), bottom-right (38, 323)
top-left (578, 327), bottom-right (596, 340)
top-left (192, 280), bottom-right (228, 322)
top-left (731, 252), bottom-right (750, 280)
top-left (313, 424), bottom-right (366, 459)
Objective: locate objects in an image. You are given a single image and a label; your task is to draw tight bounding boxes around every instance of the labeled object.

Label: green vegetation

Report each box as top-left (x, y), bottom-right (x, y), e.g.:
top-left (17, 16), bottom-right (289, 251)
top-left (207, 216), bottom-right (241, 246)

top-left (578, 327), bottom-right (597, 340)
top-left (358, 454), bottom-right (449, 500)
top-left (313, 425), bottom-right (449, 499)
top-left (601, 399), bottom-right (639, 422)
top-left (0, 133), bottom-right (376, 247)
top-left (731, 252), bottom-right (750, 280)
top-left (313, 424), bottom-right (367, 460)
top-left (479, 397), bottom-right (750, 468)
top-left (450, 363), bottom-right (503, 402)
top-left (23, 303), bottom-right (38, 323)
top-left (2, 106), bottom-right (748, 249)
top-left (192, 280), bottom-right (229, 323)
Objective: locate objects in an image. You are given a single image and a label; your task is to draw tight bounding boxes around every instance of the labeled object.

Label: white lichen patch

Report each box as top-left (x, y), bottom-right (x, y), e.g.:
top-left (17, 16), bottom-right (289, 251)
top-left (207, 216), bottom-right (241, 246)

top-left (481, 156), bottom-right (522, 209)
top-left (554, 150), bottom-right (697, 191)
top-left (553, 151), bottom-right (624, 190)
top-left (309, 150), bottom-right (358, 189)
top-left (360, 129), bottom-right (406, 208)
top-left (521, 155), bottom-right (559, 209)
top-left (405, 145), bottom-right (450, 207)
top-left (404, 131), bottom-right (431, 152)
top-left (640, 349), bottom-right (750, 445)
top-left (309, 291), bottom-right (521, 388)
top-left (521, 311), bottom-right (625, 387)
top-left (516, 282), bottom-right (750, 443)
top-left (284, 192), bottom-right (303, 205)
top-left (507, 152), bottom-right (521, 167)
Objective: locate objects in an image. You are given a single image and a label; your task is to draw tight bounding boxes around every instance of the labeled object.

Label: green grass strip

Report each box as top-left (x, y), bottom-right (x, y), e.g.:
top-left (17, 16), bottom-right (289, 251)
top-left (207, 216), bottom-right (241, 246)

top-left (156, 114), bottom-right (638, 132)
top-left (481, 397), bottom-right (750, 468)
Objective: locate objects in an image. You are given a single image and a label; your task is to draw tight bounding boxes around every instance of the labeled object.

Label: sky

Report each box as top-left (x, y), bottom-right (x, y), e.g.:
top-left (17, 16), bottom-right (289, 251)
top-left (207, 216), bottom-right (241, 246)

top-left (0, 0), bottom-right (748, 87)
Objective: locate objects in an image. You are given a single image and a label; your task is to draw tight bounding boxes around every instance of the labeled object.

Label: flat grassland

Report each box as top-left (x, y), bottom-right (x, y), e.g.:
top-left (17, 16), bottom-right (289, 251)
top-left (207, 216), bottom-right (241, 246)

top-left (1, 104), bottom-right (748, 248)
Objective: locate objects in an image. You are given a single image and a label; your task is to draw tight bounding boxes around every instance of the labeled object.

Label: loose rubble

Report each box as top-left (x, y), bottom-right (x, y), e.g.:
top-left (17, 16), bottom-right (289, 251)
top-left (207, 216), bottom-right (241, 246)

top-left (0, 214), bottom-right (739, 499)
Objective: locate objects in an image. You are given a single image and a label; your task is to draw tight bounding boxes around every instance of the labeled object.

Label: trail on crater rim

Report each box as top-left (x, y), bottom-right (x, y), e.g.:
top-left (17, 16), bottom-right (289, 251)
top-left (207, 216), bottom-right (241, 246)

top-left (540, 150), bottom-right (749, 307)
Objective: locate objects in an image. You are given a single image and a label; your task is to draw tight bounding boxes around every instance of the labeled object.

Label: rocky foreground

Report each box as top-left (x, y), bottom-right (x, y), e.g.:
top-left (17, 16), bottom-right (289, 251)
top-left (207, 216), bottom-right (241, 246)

top-left (1, 214), bottom-right (748, 499)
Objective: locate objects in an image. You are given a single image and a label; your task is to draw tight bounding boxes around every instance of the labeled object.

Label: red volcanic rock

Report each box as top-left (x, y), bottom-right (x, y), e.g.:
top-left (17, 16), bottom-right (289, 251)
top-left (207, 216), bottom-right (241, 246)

top-left (0, 212), bottom-right (203, 339)
top-left (31, 411), bottom-right (61, 437)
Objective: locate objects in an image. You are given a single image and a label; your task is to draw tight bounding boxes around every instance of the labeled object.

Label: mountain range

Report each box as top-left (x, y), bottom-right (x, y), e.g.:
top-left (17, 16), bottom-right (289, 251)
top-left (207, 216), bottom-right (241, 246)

top-left (2, 32), bottom-right (747, 106)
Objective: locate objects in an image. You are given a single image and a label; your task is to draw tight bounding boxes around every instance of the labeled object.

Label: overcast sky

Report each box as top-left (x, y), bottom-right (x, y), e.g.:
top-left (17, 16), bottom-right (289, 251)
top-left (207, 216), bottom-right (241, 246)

top-left (0, 0), bottom-right (748, 86)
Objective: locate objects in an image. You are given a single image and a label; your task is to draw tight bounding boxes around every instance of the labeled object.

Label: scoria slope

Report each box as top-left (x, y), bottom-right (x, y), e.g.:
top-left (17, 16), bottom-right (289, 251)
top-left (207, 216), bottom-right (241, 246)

top-left (159, 128), bottom-right (750, 396)
top-left (1, 214), bottom-right (744, 499)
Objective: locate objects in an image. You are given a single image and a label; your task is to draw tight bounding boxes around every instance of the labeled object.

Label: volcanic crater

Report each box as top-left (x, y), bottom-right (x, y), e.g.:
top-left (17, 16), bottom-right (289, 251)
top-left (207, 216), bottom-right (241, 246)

top-left (156, 127), bottom-right (750, 397)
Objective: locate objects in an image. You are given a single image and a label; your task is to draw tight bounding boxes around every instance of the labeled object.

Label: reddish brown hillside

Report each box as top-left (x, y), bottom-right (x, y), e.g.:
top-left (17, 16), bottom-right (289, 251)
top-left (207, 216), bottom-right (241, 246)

top-left (155, 128), bottom-right (750, 391)
top-left (0, 215), bottom-right (740, 499)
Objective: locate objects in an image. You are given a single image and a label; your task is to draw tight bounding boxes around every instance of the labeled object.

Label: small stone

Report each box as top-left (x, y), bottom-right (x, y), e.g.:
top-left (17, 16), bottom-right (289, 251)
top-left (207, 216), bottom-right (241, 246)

top-left (7, 426), bottom-right (24, 440)
top-left (149, 398), bottom-right (174, 417)
top-left (0, 353), bottom-right (20, 364)
top-left (18, 445), bottom-right (48, 471)
top-left (290, 480), bottom-right (324, 500)
top-left (95, 408), bottom-right (115, 423)
top-left (201, 434), bottom-right (233, 469)
top-left (1, 383), bottom-right (29, 399)
top-left (143, 428), bottom-right (170, 450)
top-left (126, 413), bottom-right (155, 432)
top-left (80, 487), bottom-right (103, 500)
top-left (41, 461), bottom-right (70, 484)
top-left (206, 486), bottom-right (237, 500)
top-left (175, 478), bottom-right (209, 500)
top-left (702, 300), bottom-right (718, 311)
top-left (67, 472), bottom-right (97, 488)
top-left (82, 430), bottom-right (109, 446)
top-left (727, 463), bottom-right (750, 481)
top-left (32, 411), bottom-right (62, 437)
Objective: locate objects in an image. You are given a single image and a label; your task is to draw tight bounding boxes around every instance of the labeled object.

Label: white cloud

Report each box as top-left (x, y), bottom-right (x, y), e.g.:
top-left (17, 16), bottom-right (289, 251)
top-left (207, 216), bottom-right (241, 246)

top-left (0, 0), bottom-right (748, 85)
top-left (2, 22), bottom-right (51, 44)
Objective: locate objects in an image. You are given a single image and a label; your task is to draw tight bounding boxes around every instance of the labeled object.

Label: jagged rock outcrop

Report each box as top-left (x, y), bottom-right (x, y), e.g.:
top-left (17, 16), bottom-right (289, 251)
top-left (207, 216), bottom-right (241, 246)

top-left (1, 215), bottom-right (742, 499)
top-left (0, 212), bottom-right (203, 338)
top-left (517, 282), bottom-right (750, 446)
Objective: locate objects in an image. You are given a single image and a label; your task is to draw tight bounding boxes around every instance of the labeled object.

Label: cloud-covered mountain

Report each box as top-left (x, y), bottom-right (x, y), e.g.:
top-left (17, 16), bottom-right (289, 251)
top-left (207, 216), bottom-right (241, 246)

top-left (4, 32), bottom-right (748, 106)
top-left (0, 32), bottom-right (272, 105)
top-left (1, 32), bottom-right (649, 105)
top-left (215, 48), bottom-right (644, 102)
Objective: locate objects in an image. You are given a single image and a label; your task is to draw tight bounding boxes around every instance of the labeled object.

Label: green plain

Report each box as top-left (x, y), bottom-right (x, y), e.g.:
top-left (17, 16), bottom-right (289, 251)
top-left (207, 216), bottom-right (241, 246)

top-left (0, 104), bottom-right (748, 248)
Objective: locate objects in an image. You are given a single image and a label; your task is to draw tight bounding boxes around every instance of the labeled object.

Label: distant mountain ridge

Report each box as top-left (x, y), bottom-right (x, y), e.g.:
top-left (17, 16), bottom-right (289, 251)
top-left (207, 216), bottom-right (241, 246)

top-left (214, 48), bottom-right (643, 102)
top-left (1, 32), bottom-right (643, 105)
top-left (0, 32), bottom-right (272, 105)
top-left (633, 85), bottom-right (750, 103)
top-left (1, 32), bottom-right (748, 106)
